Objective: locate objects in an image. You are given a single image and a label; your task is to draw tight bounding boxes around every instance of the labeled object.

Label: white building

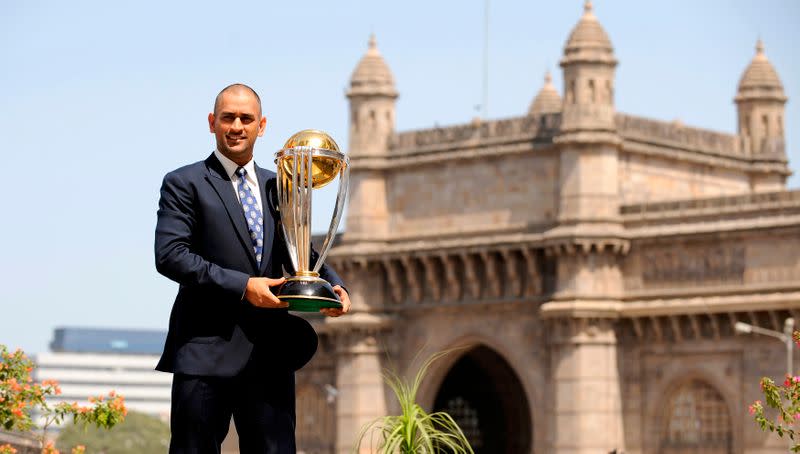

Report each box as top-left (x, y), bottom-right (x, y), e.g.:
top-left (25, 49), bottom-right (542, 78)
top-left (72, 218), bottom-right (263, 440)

top-left (32, 328), bottom-right (171, 425)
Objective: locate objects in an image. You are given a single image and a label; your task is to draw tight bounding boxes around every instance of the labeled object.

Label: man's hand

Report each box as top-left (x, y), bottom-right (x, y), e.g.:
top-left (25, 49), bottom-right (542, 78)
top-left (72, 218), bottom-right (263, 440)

top-left (244, 277), bottom-right (289, 309)
top-left (320, 285), bottom-right (351, 317)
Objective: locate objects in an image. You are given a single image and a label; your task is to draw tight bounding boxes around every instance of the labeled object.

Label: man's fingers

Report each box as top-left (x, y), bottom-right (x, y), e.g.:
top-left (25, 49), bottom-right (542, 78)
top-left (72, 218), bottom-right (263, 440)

top-left (266, 277), bottom-right (286, 287)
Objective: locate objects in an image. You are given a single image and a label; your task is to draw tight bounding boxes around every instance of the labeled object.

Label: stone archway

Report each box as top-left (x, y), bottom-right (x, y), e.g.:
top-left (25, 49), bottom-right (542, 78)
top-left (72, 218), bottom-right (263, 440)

top-left (432, 345), bottom-right (532, 454)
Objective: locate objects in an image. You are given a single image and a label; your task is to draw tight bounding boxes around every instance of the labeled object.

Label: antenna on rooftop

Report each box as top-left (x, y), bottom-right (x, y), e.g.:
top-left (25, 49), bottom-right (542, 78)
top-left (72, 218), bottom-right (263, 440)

top-left (482, 0), bottom-right (490, 119)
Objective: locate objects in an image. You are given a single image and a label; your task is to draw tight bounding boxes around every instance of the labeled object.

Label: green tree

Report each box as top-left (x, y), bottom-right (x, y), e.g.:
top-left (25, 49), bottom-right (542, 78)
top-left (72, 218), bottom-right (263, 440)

top-left (56, 411), bottom-right (169, 454)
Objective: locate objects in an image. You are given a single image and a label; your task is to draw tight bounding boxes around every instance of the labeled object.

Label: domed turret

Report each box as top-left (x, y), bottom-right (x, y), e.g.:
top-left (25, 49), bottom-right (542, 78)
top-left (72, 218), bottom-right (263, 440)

top-left (347, 35), bottom-right (397, 158)
top-left (734, 39), bottom-right (787, 160)
top-left (736, 39), bottom-right (786, 103)
top-left (562, 0), bottom-right (616, 65)
top-left (559, 0), bottom-right (617, 132)
top-left (347, 34), bottom-right (398, 98)
top-left (343, 35), bottom-right (397, 241)
top-left (529, 71), bottom-right (562, 115)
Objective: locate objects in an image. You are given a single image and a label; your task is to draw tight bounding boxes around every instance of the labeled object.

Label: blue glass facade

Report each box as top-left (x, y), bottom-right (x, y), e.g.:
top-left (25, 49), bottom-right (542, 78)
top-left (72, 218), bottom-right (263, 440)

top-left (49, 328), bottom-right (166, 355)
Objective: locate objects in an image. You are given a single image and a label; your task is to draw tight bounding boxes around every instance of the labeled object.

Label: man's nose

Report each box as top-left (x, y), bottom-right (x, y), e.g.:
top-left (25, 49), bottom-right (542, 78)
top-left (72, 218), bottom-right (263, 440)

top-left (231, 117), bottom-right (243, 130)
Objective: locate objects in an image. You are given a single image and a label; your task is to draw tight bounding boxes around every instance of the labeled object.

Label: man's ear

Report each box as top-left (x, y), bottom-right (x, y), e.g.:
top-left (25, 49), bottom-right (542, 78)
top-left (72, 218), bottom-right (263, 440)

top-left (208, 113), bottom-right (216, 133)
top-left (258, 116), bottom-right (267, 137)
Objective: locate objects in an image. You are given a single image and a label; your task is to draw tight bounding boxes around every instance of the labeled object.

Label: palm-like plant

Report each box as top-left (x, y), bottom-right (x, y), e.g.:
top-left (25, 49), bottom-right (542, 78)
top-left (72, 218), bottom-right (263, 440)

top-left (354, 350), bottom-right (474, 454)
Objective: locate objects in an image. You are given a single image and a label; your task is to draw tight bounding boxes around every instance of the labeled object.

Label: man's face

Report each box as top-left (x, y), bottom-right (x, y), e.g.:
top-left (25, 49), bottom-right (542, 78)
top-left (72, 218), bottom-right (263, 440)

top-left (208, 90), bottom-right (267, 165)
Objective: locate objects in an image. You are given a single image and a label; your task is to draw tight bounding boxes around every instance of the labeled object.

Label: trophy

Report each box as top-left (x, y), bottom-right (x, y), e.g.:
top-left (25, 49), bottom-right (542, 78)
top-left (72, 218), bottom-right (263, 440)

top-left (274, 129), bottom-right (350, 312)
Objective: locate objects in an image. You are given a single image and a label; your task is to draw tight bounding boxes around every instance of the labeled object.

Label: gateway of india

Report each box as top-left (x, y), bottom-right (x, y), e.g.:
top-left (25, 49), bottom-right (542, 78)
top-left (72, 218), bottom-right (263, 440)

top-left (287, 2), bottom-right (799, 453)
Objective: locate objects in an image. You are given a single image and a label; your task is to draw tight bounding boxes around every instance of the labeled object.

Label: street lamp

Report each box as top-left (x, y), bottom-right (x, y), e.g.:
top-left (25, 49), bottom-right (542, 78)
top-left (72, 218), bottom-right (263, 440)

top-left (735, 317), bottom-right (795, 376)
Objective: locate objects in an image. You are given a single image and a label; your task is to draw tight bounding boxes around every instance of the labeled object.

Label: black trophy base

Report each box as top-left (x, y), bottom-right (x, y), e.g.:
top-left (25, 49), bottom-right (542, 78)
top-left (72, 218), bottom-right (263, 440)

top-left (276, 276), bottom-right (343, 312)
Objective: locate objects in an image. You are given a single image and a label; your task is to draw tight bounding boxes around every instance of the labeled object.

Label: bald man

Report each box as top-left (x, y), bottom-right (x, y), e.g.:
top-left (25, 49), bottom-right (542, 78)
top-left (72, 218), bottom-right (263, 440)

top-left (155, 84), bottom-right (350, 453)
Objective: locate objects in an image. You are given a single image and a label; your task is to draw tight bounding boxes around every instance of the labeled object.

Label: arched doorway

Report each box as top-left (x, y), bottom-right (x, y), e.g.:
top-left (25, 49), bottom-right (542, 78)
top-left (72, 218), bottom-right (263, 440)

top-left (433, 345), bottom-right (532, 454)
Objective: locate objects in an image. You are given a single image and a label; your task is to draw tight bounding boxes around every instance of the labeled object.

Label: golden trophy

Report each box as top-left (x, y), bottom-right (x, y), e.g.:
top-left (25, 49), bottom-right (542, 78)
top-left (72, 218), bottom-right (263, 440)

top-left (274, 130), bottom-right (350, 311)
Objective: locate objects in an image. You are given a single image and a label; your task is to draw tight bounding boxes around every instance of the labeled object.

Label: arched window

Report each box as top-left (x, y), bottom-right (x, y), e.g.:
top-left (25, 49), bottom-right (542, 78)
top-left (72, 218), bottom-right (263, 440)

top-left (588, 79), bottom-right (596, 103)
top-left (296, 384), bottom-right (335, 454)
top-left (743, 114), bottom-right (750, 138)
top-left (567, 80), bottom-right (576, 104)
top-left (660, 380), bottom-right (732, 454)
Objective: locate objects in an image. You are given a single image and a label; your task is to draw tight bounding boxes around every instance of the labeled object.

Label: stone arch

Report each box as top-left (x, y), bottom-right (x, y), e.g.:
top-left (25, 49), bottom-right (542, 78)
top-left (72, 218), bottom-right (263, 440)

top-left (417, 338), bottom-right (533, 454)
top-left (655, 375), bottom-right (735, 454)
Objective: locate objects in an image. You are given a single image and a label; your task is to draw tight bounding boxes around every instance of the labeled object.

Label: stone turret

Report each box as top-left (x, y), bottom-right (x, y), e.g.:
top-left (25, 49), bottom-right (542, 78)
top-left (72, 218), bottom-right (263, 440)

top-left (735, 39), bottom-right (787, 160)
top-left (343, 35), bottom-right (397, 242)
top-left (547, 6), bottom-right (627, 451)
top-left (528, 71), bottom-right (562, 115)
top-left (346, 34), bottom-right (398, 157)
top-left (559, 0), bottom-right (617, 132)
top-left (554, 0), bottom-right (621, 224)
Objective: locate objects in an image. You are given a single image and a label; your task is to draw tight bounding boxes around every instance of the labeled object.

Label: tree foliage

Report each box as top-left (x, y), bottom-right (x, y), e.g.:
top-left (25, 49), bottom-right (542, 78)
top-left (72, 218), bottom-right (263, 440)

top-left (0, 344), bottom-right (127, 454)
top-left (750, 331), bottom-right (800, 452)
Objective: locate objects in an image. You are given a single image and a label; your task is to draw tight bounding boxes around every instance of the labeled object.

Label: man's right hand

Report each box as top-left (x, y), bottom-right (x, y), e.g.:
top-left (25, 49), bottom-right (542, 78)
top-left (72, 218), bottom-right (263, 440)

top-left (244, 277), bottom-right (289, 308)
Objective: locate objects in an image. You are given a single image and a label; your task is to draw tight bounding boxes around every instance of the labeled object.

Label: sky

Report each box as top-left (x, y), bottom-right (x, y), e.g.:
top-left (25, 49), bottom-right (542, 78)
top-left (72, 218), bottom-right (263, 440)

top-left (1, 1), bottom-right (798, 354)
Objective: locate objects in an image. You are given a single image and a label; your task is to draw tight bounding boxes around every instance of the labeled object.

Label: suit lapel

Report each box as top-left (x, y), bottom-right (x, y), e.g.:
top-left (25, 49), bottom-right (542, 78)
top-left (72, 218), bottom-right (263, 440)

top-left (204, 155), bottom-right (258, 269)
top-left (256, 164), bottom-right (277, 276)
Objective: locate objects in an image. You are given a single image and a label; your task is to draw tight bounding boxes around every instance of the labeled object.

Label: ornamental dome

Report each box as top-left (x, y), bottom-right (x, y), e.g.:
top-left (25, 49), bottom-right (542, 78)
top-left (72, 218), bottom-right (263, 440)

top-left (348, 34), bottom-right (398, 98)
top-left (561, 1), bottom-right (616, 66)
top-left (735, 39), bottom-right (786, 103)
top-left (529, 71), bottom-right (562, 115)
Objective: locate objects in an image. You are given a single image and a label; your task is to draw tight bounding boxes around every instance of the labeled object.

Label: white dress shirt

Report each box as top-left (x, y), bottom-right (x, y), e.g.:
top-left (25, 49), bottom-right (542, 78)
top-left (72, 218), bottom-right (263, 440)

top-left (213, 149), bottom-right (263, 213)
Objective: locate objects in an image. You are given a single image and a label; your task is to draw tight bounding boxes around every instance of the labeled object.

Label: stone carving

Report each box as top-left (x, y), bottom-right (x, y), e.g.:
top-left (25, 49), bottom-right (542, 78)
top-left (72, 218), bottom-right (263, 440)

top-left (640, 245), bottom-right (745, 287)
top-left (337, 246), bottom-right (543, 308)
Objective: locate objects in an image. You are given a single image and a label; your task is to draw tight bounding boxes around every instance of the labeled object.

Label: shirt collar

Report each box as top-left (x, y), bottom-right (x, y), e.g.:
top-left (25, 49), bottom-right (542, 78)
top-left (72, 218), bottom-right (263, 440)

top-left (213, 149), bottom-right (257, 181)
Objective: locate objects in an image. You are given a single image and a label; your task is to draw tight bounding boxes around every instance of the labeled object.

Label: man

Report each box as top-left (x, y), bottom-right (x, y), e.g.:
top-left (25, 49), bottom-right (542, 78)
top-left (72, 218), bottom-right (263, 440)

top-left (154, 83), bottom-right (350, 453)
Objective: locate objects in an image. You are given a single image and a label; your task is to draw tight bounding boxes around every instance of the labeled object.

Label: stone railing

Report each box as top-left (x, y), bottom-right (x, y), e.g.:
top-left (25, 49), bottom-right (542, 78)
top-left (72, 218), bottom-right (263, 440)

top-left (620, 190), bottom-right (800, 219)
top-left (616, 113), bottom-right (741, 157)
top-left (389, 113), bottom-right (561, 153)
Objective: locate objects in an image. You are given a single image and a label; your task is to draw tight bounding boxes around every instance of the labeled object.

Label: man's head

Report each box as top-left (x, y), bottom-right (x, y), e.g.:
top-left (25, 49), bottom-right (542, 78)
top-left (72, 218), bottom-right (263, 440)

top-left (208, 83), bottom-right (267, 166)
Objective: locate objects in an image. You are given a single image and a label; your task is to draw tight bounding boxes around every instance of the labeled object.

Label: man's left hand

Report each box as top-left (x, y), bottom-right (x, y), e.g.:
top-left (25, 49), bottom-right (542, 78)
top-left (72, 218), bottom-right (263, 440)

top-left (321, 286), bottom-right (351, 317)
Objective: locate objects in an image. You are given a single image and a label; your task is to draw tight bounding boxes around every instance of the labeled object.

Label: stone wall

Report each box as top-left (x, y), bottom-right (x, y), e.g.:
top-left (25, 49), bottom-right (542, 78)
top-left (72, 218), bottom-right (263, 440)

top-left (619, 151), bottom-right (750, 204)
top-left (385, 153), bottom-right (557, 237)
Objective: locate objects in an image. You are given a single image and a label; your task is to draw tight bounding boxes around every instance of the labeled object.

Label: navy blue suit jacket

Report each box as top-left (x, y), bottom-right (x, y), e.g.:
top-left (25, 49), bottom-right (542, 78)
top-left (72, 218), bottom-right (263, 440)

top-left (154, 153), bottom-right (343, 377)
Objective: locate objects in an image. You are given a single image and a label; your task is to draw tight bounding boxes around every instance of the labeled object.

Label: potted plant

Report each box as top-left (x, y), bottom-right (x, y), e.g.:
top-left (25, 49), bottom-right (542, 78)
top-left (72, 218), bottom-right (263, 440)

top-left (354, 350), bottom-right (473, 454)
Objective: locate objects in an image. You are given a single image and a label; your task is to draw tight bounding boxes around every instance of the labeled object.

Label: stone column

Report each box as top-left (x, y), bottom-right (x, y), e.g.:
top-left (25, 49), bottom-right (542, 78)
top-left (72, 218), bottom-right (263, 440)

top-left (549, 317), bottom-right (624, 454)
top-left (331, 315), bottom-right (392, 454)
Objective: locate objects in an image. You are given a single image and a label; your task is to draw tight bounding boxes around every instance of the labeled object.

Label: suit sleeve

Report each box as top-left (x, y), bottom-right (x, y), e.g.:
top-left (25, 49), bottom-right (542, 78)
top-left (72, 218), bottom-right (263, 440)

top-left (154, 171), bottom-right (250, 298)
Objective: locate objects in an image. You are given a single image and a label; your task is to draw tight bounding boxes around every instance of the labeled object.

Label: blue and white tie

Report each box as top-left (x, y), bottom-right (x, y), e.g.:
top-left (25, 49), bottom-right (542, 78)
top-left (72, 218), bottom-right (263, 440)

top-left (236, 167), bottom-right (263, 266)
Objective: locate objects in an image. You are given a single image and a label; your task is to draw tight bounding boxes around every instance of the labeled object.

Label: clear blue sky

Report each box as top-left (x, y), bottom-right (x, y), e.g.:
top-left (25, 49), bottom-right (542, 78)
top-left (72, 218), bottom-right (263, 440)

top-left (1, 1), bottom-right (798, 354)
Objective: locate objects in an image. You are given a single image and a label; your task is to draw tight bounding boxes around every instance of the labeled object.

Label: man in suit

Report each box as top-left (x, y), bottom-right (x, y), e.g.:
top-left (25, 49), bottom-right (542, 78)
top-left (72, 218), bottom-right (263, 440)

top-left (154, 83), bottom-right (351, 454)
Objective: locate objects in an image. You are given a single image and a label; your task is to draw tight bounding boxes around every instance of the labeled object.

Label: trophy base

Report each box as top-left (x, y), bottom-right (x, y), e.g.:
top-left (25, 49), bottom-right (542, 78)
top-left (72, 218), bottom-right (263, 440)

top-left (277, 276), bottom-right (343, 312)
